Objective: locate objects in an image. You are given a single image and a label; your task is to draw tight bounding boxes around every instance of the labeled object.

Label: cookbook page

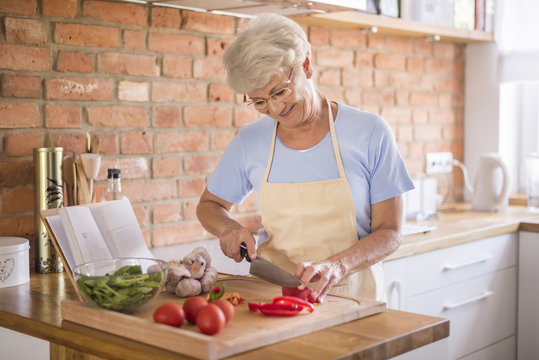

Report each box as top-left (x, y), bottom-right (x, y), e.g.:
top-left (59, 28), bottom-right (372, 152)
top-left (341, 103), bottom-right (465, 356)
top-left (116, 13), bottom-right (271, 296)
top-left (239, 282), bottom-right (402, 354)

top-left (90, 198), bottom-right (154, 259)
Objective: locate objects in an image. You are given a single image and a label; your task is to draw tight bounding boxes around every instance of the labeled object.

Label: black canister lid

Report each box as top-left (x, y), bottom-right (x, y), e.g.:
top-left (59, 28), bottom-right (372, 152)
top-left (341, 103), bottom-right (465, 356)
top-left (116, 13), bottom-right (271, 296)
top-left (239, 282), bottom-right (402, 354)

top-left (107, 168), bottom-right (121, 179)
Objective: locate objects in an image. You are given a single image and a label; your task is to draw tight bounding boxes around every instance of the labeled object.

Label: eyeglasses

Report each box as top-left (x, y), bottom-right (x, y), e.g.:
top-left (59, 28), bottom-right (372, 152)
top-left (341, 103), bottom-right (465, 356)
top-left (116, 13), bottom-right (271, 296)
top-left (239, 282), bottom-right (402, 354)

top-left (244, 67), bottom-right (295, 111)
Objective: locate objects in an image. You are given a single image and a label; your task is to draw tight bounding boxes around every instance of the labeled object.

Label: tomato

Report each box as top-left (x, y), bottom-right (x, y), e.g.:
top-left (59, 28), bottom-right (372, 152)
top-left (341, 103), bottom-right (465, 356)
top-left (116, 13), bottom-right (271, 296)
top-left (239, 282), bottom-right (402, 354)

top-left (183, 296), bottom-right (208, 324)
top-left (211, 299), bottom-right (234, 323)
top-left (196, 304), bottom-right (226, 335)
top-left (153, 303), bottom-right (185, 327)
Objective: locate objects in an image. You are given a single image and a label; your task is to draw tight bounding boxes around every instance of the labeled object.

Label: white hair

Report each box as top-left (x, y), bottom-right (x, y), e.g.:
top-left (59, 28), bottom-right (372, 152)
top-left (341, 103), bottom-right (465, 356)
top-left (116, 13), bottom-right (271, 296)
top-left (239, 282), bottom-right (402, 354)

top-left (223, 13), bottom-right (311, 94)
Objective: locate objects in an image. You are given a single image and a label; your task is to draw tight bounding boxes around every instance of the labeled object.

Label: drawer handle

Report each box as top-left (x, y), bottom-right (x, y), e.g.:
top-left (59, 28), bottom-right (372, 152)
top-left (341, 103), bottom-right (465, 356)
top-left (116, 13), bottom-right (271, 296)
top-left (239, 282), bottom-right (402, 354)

top-left (443, 254), bottom-right (492, 271)
top-left (443, 290), bottom-right (494, 310)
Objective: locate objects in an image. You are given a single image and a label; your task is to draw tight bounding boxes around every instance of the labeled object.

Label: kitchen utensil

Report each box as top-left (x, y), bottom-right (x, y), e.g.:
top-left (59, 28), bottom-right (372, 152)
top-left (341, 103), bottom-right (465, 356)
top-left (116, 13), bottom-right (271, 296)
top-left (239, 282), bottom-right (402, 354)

top-left (72, 161), bottom-right (78, 205)
top-left (90, 134), bottom-right (100, 154)
top-left (85, 132), bottom-right (91, 153)
top-left (80, 153), bottom-right (101, 202)
top-left (75, 159), bottom-right (91, 205)
top-left (62, 155), bottom-right (75, 206)
top-left (240, 244), bottom-right (302, 287)
top-left (454, 153), bottom-right (510, 211)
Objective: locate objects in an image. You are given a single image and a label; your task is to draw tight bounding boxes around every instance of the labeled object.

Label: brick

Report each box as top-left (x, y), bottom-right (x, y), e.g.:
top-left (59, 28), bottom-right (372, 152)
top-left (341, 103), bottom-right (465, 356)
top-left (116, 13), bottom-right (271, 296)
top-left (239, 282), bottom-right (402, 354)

top-left (0, 44), bottom-right (51, 71)
top-left (389, 72), bottom-right (422, 89)
top-left (0, 160), bottom-right (33, 187)
top-left (87, 106), bottom-right (148, 127)
top-left (154, 130), bottom-right (208, 153)
top-left (397, 124), bottom-right (413, 142)
top-left (406, 56), bottom-right (424, 73)
top-left (46, 78), bottom-right (113, 100)
top-left (0, 0), bottom-right (36, 15)
top-left (373, 70), bottom-right (389, 88)
top-left (124, 30), bottom-right (146, 51)
top-left (45, 104), bottom-right (81, 128)
top-left (355, 51), bottom-right (373, 67)
top-left (194, 58), bottom-right (226, 80)
top-left (211, 129), bottom-right (235, 150)
top-left (374, 53), bottom-right (406, 70)
top-left (414, 125), bottom-right (442, 141)
top-left (83, 0), bottom-right (147, 26)
top-left (163, 57), bottom-right (192, 78)
top-left (90, 132), bottom-right (117, 155)
top-left (342, 68), bottom-right (372, 87)
top-left (425, 59), bottom-right (454, 74)
top-left (433, 76), bottom-right (461, 92)
top-left (57, 51), bottom-right (93, 73)
top-left (152, 82), bottom-right (206, 103)
top-left (380, 108), bottom-right (412, 125)
top-left (362, 90), bottom-right (395, 106)
top-left (234, 106), bottom-right (261, 128)
top-left (442, 125), bottom-right (464, 141)
top-left (182, 200), bottom-right (197, 220)
top-left (42, 0), bottom-right (76, 17)
top-left (54, 23), bottom-right (119, 48)
top-left (317, 68), bottom-right (341, 87)
top-left (153, 202), bottom-right (181, 223)
top-left (181, 10), bottom-right (234, 35)
top-left (98, 53), bottom-right (158, 77)
top-left (99, 157), bottom-right (150, 179)
top-left (153, 156), bottom-right (181, 177)
top-left (152, 222), bottom-right (205, 246)
top-left (367, 33), bottom-right (385, 50)
top-left (0, 187), bottom-right (34, 213)
top-left (439, 93), bottom-right (464, 109)
top-left (0, 215), bottom-right (34, 239)
top-left (209, 83), bottom-right (233, 103)
top-left (178, 177), bottom-right (205, 198)
top-left (49, 132), bottom-right (87, 154)
top-left (410, 92), bottom-right (438, 107)
top-left (149, 32), bottom-right (204, 55)
top-left (152, 106), bottom-right (181, 128)
top-left (309, 27), bottom-right (329, 46)
top-left (414, 41), bottom-right (432, 56)
top-left (0, 103), bottom-right (39, 128)
top-left (316, 49), bottom-right (354, 67)
top-left (330, 30), bottom-right (366, 48)
top-left (123, 180), bottom-right (177, 202)
top-left (118, 81), bottom-right (149, 102)
top-left (433, 42), bottom-right (456, 59)
top-left (1, 75), bottom-right (40, 98)
top-left (386, 36), bottom-right (414, 53)
top-left (412, 109), bottom-right (429, 124)
top-left (429, 109), bottom-right (456, 124)
top-left (132, 204), bottom-right (149, 226)
top-left (207, 38), bottom-right (231, 57)
top-left (120, 131), bottom-right (152, 154)
top-left (184, 106), bottom-right (232, 127)
top-left (183, 154), bottom-right (221, 174)
top-left (395, 90), bottom-right (409, 106)
top-left (5, 133), bottom-right (43, 156)
top-left (5, 17), bottom-right (46, 44)
top-left (151, 7), bottom-right (180, 28)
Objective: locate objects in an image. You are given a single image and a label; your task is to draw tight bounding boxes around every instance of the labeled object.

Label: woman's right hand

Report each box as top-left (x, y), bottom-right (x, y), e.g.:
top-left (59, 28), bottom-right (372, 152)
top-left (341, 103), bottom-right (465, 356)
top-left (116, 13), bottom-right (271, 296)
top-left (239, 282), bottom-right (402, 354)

top-left (219, 225), bottom-right (256, 263)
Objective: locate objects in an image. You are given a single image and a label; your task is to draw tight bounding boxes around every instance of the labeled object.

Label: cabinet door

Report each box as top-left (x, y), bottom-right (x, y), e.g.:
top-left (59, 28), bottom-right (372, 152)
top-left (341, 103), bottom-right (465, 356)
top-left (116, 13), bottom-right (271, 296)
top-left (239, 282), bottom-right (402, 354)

top-left (518, 231), bottom-right (539, 360)
top-left (407, 267), bottom-right (517, 360)
top-left (0, 327), bottom-right (49, 360)
top-left (459, 336), bottom-right (515, 360)
top-left (383, 258), bottom-right (407, 310)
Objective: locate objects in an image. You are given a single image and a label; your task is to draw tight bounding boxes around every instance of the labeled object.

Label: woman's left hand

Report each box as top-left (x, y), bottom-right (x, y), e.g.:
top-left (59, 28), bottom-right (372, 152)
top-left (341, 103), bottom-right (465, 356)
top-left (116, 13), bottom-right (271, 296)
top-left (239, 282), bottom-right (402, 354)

top-left (294, 260), bottom-right (346, 303)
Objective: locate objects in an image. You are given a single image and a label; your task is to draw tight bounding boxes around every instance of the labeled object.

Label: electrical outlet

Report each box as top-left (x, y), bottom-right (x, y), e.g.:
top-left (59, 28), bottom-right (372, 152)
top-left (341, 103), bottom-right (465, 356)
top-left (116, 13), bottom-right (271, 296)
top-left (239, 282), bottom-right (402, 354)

top-left (426, 152), bottom-right (453, 175)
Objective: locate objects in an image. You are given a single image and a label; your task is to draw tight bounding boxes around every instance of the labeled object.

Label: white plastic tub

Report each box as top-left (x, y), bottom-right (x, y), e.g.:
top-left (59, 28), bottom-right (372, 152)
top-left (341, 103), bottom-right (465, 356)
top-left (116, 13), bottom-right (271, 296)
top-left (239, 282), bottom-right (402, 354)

top-left (0, 237), bottom-right (30, 288)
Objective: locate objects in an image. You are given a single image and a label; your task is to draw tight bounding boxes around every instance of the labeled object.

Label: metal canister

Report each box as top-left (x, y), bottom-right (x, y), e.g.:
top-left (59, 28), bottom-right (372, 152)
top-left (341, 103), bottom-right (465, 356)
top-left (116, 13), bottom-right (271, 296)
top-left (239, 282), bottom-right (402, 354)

top-left (33, 147), bottom-right (64, 274)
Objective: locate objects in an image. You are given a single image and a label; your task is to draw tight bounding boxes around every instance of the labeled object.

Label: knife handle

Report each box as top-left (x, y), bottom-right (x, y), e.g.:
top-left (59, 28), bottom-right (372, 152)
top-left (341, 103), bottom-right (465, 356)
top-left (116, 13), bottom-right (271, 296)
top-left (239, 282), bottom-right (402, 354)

top-left (240, 243), bottom-right (251, 262)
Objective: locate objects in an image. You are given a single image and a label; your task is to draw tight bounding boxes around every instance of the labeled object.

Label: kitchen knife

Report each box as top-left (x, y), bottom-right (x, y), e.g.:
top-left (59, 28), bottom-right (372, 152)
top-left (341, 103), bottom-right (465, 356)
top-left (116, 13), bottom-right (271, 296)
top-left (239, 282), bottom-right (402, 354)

top-left (240, 244), bottom-right (302, 288)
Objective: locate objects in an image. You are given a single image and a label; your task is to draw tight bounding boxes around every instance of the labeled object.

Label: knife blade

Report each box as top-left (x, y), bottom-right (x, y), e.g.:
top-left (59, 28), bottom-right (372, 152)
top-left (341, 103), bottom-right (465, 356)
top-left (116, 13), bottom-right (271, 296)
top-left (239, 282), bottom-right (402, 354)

top-left (240, 244), bottom-right (302, 288)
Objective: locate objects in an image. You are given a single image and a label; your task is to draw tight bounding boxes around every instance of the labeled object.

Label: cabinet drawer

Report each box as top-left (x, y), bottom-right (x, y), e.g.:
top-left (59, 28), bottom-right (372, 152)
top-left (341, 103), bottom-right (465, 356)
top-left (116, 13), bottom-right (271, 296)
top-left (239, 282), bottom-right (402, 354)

top-left (459, 336), bottom-right (515, 360)
top-left (407, 267), bottom-right (517, 360)
top-left (405, 233), bottom-right (517, 296)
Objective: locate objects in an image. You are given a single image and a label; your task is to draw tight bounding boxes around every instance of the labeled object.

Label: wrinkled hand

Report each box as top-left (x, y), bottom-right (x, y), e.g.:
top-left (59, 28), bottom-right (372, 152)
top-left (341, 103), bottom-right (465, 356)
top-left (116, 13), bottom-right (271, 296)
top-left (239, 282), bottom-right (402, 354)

top-left (295, 260), bottom-right (346, 303)
top-left (219, 225), bottom-right (256, 263)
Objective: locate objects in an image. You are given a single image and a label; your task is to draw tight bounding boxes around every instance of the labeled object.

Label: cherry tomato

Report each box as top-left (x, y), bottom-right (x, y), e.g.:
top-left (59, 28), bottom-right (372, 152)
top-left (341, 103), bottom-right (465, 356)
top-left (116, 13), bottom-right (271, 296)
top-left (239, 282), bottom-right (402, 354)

top-left (212, 299), bottom-right (234, 323)
top-left (196, 304), bottom-right (226, 335)
top-left (183, 296), bottom-right (208, 324)
top-left (153, 303), bottom-right (185, 327)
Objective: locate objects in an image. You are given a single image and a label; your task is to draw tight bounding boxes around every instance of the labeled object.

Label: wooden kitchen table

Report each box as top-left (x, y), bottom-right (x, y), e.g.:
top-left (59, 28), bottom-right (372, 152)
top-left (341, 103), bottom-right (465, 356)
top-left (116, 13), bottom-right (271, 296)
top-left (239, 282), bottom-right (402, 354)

top-left (0, 271), bottom-right (448, 360)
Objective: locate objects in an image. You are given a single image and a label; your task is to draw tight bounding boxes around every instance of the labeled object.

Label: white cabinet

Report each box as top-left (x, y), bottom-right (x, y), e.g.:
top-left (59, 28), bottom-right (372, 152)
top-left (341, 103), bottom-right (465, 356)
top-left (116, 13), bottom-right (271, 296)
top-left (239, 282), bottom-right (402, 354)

top-left (0, 327), bottom-right (49, 360)
top-left (518, 231), bottom-right (539, 360)
top-left (384, 233), bottom-right (518, 360)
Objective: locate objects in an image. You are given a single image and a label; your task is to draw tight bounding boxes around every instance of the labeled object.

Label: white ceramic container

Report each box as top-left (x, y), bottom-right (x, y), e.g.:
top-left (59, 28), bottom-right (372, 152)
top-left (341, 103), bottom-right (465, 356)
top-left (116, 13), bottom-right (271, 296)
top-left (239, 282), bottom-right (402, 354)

top-left (0, 237), bottom-right (30, 288)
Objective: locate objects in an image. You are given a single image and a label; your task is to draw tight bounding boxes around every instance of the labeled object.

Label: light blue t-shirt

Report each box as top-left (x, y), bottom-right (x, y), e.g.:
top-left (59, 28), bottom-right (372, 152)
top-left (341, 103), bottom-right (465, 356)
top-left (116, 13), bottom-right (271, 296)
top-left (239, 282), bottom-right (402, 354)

top-left (207, 102), bottom-right (414, 239)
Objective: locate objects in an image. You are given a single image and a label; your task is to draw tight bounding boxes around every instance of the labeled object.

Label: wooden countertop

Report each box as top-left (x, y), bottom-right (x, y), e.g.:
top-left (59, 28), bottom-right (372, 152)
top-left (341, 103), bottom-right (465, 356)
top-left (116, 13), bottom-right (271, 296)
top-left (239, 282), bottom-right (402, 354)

top-left (0, 272), bottom-right (448, 360)
top-left (389, 204), bottom-right (539, 261)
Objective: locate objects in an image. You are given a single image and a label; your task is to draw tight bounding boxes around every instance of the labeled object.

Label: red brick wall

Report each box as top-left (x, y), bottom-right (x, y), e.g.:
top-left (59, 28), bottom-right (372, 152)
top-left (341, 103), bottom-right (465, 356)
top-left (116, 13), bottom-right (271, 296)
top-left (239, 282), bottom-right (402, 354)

top-left (0, 0), bottom-right (464, 251)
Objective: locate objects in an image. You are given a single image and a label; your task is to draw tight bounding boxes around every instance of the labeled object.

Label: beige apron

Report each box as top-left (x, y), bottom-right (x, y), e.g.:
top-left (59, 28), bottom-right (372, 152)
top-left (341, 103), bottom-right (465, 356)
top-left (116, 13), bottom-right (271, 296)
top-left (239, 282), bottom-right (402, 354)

top-left (257, 101), bottom-right (386, 301)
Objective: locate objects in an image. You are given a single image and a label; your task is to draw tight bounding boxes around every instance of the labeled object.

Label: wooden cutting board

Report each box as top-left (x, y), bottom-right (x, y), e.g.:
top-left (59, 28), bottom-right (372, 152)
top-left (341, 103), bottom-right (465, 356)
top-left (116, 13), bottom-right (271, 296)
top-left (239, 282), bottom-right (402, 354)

top-left (61, 276), bottom-right (385, 360)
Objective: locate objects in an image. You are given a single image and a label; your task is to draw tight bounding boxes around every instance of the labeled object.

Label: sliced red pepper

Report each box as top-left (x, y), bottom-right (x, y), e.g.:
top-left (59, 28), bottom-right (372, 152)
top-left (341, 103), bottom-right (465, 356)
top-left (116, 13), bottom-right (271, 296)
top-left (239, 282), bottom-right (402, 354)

top-left (248, 302), bottom-right (302, 316)
top-left (272, 295), bottom-right (315, 313)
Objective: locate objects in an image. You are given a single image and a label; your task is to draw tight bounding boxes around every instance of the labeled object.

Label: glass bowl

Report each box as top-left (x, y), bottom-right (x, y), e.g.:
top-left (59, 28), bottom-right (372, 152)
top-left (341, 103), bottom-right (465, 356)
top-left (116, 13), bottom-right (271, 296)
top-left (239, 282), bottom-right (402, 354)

top-left (73, 258), bottom-right (167, 313)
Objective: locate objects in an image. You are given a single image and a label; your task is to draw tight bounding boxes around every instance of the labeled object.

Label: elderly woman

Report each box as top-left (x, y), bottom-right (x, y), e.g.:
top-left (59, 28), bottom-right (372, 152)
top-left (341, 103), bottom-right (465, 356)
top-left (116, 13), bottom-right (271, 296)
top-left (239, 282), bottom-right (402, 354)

top-left (196, 14), bottom-right (414, 302)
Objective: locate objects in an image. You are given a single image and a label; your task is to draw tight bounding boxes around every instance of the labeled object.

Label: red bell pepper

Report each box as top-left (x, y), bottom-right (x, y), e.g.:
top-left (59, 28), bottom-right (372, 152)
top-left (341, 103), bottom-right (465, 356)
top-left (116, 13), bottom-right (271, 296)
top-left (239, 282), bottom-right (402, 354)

top-left (248, 302), bottom-right (302, 316)
top-left (272, 295), bottom-right (315, 313)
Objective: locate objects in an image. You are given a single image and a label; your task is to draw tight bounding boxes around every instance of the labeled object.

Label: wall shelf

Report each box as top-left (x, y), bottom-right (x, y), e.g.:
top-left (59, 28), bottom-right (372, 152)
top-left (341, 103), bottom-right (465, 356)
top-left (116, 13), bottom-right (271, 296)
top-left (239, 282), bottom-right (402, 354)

top-left (295, 11), bottom-right (494, 44)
